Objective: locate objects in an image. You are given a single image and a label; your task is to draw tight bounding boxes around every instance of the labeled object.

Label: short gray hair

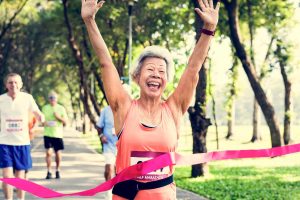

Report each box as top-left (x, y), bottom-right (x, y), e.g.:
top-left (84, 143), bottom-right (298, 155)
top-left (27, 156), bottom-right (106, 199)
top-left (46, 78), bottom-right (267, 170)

top-left (131, 46), bottom-right (174, 82)
top-left (4, 73), bottom-right (22, 85)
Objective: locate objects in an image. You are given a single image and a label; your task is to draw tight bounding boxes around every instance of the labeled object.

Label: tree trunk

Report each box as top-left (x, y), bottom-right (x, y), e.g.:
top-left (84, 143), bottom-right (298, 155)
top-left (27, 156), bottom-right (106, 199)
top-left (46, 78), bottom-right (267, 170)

top-left (250, 100), bottom-right (262, 142)
top-left (88, 88), bottom-right (100, 116)
top-left (226, 55), bottom-right (238, 139)
top-left (222, 0), bottom-right (281, 147)
top-left (251, 36), bottom-right (275, 142)
top-left (62, 0), bottom-right (97, 126)
top-left (187, 0), bottom-right (214, 178)
top-left (246, 0), bottom-right (261, 142)
top-left (81, 24), bottom-right (107, 108)
top-left (188, 65), bottom-right (211, 177)
top-left (276, 41), bottom-right (292, 145)
top-left (226, 101), bottom-right (235, 139)
top-left (208, 58), bottom-right (219, 149)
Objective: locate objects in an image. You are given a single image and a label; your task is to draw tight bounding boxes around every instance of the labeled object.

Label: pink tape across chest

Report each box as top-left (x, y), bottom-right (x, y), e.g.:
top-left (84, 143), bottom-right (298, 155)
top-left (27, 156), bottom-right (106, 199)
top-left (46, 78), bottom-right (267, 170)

top-left (1, 143), bottom-right (300, 198)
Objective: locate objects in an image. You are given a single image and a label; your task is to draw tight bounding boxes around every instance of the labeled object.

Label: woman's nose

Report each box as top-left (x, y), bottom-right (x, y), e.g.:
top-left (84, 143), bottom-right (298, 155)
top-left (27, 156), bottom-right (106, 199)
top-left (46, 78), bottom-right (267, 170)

top-left (151, 69), bottom-right (160, 78)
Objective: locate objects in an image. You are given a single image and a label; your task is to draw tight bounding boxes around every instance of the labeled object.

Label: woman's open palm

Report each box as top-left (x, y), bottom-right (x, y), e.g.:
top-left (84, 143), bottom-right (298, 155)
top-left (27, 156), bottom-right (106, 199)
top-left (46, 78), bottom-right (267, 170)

top-left (81, 0), bottom-right (105, 20)
top-left (195, 0), bottom-right (220, 26)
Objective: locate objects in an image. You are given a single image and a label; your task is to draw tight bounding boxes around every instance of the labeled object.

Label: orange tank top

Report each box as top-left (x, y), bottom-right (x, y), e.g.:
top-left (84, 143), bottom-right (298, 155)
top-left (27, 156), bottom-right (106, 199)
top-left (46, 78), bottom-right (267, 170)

top-left (115, 100), bottom-right (178, 181)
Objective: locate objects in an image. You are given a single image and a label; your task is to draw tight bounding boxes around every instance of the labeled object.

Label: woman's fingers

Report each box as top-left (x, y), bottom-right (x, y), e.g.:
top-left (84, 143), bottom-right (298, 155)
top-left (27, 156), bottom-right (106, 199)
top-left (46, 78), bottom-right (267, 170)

top-left (199, 0), bottom-right (220, 10)
top-left (198, 0), bottom-right (206, 11)
top-left (208, 0), bottom-right (213, 8)
top-left (198, 0), bottom-right (220, 11)
top-left (202, 0), bottom-right (209, 8)
top-left (215, 1), bottom-right (220, 12)
top-left (194, 8), bottom-right (203, 17)
top-left (97, 0), bottom-right (105, 8)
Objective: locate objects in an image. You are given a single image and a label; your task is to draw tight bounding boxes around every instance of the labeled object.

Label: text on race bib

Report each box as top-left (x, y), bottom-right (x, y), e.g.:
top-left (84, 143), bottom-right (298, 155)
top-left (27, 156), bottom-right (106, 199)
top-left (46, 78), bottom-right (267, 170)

top-left (5, 119), bottom-right (23, 133)
top-left (130, 151), bottom-right (171, 181)
top-left (46, 121), bottom-right (57, 127)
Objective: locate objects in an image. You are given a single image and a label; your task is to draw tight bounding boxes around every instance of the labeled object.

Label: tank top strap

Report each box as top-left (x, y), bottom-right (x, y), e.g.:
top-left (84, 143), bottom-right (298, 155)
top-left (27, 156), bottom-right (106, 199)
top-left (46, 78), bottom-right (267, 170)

top-left (117, 100), bottom-right (138, 139)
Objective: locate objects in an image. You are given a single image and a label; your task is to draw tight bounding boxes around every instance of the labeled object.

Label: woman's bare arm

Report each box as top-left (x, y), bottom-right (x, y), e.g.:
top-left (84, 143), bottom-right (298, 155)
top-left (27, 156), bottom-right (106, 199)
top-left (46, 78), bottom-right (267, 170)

top-left (81, 0), bottom-right (131, 132)
top-left (167, 0), bottom-right (220, 125)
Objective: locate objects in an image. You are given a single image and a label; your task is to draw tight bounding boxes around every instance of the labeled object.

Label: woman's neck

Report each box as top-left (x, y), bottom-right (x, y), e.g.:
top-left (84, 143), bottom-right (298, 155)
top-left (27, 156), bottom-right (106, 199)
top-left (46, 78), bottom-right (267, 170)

top-left (137, 98), bottom-right (162, 126)
top-left (137, 98), bottom-right (161, 113)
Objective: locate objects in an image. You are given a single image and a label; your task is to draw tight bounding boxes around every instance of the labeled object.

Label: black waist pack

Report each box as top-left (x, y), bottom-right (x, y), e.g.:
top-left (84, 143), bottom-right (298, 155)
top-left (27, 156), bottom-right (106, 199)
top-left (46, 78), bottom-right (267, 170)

top-left (112, 175), bottom-right (174, 200)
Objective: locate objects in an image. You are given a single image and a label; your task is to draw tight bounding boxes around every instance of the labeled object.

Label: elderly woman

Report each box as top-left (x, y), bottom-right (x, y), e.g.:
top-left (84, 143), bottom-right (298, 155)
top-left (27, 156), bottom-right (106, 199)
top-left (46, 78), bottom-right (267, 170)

top-left (81, 0), bottom-right (219, 199)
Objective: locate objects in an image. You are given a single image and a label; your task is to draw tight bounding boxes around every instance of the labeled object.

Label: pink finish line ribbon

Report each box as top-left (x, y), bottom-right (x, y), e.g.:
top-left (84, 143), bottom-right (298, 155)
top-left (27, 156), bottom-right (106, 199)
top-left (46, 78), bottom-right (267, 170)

top-left (1, 143), bottom-right (300, 198)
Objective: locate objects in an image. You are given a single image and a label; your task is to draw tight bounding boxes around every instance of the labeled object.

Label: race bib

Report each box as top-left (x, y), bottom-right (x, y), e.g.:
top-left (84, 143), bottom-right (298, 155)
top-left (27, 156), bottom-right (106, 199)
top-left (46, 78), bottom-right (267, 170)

top-left (130, 151), bottom-right (170, 181)
top-left (46, 121), bottom-right (57, 127)
top-left (5, 119), bottom-right (23, 133)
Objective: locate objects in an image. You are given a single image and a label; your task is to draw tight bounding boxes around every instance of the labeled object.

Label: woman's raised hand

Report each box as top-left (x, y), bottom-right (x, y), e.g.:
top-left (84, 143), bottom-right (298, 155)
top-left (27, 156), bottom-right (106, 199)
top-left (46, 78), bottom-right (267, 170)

top-left (81, 0), bottom-right (105, 20)
top-left (195, 0), bottom-right (220, 29)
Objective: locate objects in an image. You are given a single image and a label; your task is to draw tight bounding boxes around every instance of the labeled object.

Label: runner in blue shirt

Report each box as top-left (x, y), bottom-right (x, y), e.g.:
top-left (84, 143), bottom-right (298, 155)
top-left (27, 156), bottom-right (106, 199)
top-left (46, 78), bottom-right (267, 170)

top-left (96, 105), bottom-right (118, 200)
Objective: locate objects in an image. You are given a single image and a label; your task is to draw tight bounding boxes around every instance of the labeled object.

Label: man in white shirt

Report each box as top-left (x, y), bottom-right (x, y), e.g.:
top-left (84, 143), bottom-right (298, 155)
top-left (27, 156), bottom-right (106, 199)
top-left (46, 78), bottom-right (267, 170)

top-left (0, 73), bottom-right (44, 200)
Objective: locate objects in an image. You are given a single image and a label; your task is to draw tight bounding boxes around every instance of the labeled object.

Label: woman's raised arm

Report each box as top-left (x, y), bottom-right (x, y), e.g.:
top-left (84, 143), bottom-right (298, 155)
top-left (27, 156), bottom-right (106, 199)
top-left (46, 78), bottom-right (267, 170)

top-left (167, 0), bottom-right (220, 123)
top-left (81, 0), bottom-right (131, 115)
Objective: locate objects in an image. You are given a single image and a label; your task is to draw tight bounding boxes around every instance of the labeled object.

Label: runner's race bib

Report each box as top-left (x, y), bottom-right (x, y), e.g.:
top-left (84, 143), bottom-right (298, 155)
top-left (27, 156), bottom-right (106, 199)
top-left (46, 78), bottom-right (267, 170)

top-left (130, 151), bottom-right (170, 181)
top-left (5, 119), bottom-right (23, 133)
top-left (46, 121), bottom-right (57, 127)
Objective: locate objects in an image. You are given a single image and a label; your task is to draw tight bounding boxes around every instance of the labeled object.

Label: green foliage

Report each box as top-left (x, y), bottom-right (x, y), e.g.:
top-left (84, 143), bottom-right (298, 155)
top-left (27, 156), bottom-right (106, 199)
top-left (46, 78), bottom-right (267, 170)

top-left (133, 0), bottom-right (191, 47)
top-left (273, 38), bottom-right (293, 72)
top-left (163, 61), bottom-right (187, 99)
top-left (237, 0), bottom-right (294, 33)
top-left (284, 110), bottom-right (292, 121)
top-left (175, 166), bottom-right (300, 200)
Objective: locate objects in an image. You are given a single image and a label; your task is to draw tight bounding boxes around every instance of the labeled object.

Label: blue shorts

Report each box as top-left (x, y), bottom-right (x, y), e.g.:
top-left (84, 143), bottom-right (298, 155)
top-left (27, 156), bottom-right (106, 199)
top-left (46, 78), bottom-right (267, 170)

top-left (0, 144), bottom-right (32, 170)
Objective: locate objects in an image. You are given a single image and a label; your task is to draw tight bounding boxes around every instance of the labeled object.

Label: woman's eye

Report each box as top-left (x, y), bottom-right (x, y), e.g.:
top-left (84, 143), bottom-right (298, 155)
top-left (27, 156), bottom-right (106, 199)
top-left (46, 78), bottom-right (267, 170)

top-left (147, 68), bottom-right (154, 71)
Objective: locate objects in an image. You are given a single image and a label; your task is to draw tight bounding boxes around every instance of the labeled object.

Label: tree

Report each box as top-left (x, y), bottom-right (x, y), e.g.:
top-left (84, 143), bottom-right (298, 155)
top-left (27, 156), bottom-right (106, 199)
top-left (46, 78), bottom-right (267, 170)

top-left (241, 0), bottom-right (293, 143)
top-left (245, 0), bottom-right (261, 142)
top-left (188, 0), bottom-right (222, 177)
top-left (274, 39), bottom-right (292, 145)
top-left (62, 0), bottom-right (97, 129)
top-left (225, 53), bottom-right (238, 139)
top-left (0, 0), bottom-right (29, 93)
top-left (221, 0), bottom-right (282, 147)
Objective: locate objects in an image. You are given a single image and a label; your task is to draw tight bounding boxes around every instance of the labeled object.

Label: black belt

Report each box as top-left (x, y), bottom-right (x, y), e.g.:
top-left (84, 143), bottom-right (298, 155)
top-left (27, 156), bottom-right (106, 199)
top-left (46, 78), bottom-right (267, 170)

top-left (112, 175), bottom-right (174, 200)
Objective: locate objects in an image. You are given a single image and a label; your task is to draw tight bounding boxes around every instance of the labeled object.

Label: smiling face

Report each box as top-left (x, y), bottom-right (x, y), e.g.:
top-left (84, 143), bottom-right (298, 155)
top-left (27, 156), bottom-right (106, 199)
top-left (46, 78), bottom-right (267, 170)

top-left (137, 57), bottom-right (168, 99)
top-left (5, 75), bottom-right (23, 97)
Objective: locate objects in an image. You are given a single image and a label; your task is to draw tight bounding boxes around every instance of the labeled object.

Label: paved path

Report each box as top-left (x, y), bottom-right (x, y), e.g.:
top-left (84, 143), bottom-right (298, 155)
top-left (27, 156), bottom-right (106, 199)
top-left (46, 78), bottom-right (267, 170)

top-left (1, 128), bottom-right (206, 200)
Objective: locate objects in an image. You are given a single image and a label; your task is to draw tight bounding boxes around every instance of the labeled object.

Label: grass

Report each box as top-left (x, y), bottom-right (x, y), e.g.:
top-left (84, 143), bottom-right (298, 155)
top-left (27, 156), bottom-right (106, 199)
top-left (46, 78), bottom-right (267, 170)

top-left (175, 124), bottom-right (300, 199)
top-left (81, 123), bottom-right (300, 199)
top-left (175, 165), bottom-right (300, 200)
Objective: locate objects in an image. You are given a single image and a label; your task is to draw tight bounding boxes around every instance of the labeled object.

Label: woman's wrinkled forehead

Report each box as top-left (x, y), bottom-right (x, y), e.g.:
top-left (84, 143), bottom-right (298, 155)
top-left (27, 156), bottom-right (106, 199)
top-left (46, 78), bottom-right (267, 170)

top-left (141, 57), bottom-right (168, 68)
